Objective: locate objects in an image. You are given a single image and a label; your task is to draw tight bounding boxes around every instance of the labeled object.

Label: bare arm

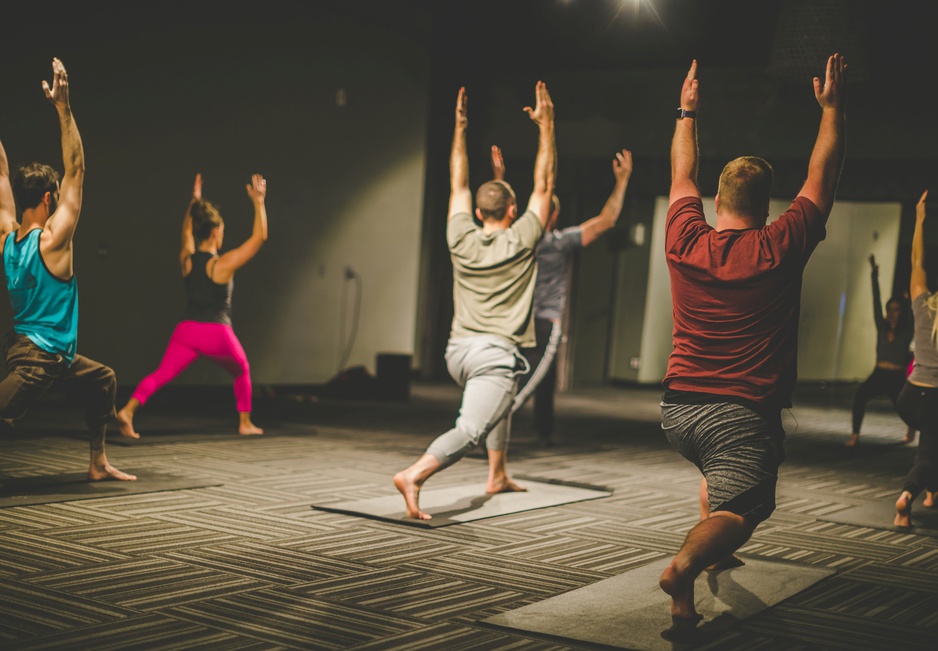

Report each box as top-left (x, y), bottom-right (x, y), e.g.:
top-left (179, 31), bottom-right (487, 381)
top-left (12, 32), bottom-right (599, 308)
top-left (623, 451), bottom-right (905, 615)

top-left (448, 87), bottom-right (472, 219)
top-left (669, 61), bottom-right (701, 205)
top-left (42, 58), bottom-right (85, 252)
top-left (490, 145), bottom-right (505, 181)
top-left (910, 189), bottom-right (929, 301)
top-left (869, 254), bottom-right (884, 328)
top-left (580, 149), bottom-right (632, 247)
top-left (212, 174), bottom-right (268, 282)
top-left (0, 135), bottom-right (17, 237)
top-left (179, 173), bottom-right (201, 276)
top-left (798, 54), bottom-right (846, 220)
top-left (523, 81), bottom-right (556, 227)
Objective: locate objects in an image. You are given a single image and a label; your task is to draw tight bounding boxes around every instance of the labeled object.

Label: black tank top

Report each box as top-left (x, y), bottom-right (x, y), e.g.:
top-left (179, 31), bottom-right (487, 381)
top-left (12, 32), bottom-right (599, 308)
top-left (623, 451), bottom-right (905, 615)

top-left (183, 251), bottom-right (233, 325)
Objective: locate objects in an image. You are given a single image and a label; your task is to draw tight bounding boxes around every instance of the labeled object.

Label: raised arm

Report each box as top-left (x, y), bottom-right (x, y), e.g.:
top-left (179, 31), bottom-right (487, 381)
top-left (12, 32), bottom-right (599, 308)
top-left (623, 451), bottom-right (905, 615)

top-left (42, 58), bottom-right (85, 252)
top-left (0, 134), bottom-right (17, 237)
top-left (448, 87), bottom-right (472, 219)
top-left (179, 173), bottom-right (201, 276)
top-left (580, 149), bottom-right (632, 247)
top-left (490, 145), bottom-right (506, 181)
top-left (523, 81), bottom-right (556, 227)
top-left (212, 174), bottom-right (268, 282)
top-left (798, 54), bottom-right (847, 220)
top-left (910, 189), bottom-right (929, 301)
top-left (669, 61), bottom-right (701, 205)
top-left (869, 254), bottom-right (884, 328)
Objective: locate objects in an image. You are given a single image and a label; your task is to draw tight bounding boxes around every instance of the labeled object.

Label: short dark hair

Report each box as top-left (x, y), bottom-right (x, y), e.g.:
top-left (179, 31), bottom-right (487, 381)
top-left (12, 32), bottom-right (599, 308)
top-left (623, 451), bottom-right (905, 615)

top-left (717, 156), bottom-right (773, 218)
top-left (475, 180), bottom-right (516, 221)
top-left (190, 199), bottom-right (224, 243)
top-left (12, 163), bottom-right (60, 211)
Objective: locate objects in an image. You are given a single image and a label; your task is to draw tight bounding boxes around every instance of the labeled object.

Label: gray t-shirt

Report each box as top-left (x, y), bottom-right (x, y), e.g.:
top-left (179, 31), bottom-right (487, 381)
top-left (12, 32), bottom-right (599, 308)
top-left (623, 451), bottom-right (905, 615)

top-left (909, 292), bottom-right (938, 386)
top-left (447, 210), bottom-right (543, 346)
top-left (533, 226), bottom-right (583, 320)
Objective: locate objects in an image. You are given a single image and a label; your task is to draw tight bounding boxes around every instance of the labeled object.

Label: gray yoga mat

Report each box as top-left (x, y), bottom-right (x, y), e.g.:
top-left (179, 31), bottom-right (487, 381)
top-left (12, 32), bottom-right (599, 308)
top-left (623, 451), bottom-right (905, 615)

top-left (0, 472), bottom-right (223, 508)
top-left (817, 496), bottom-right (938, 536)
top-left (480, 557), bottom-right (835, 650)
top-left (311, 478), bottom-right (612, 528)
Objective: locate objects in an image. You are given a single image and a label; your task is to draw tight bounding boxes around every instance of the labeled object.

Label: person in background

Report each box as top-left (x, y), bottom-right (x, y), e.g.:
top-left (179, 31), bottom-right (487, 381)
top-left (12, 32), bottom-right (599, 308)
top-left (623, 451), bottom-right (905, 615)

top-left (894, 189), bottom-right (938, 527)
top-left (491, 145), bottom-right (632, 447)
top-left (117, 172), bottom-right (268, 437)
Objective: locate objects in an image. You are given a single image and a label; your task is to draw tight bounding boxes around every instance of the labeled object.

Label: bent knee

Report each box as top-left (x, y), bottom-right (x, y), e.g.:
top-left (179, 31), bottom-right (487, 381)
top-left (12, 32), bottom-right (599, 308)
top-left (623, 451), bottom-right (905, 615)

top-left (97, 365), bottom-right (117, 390)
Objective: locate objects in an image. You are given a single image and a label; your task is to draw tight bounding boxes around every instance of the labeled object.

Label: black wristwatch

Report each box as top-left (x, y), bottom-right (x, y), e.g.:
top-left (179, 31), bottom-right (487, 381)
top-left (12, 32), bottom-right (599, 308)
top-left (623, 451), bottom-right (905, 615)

top-left (676, 108), bottom-right (697, 120)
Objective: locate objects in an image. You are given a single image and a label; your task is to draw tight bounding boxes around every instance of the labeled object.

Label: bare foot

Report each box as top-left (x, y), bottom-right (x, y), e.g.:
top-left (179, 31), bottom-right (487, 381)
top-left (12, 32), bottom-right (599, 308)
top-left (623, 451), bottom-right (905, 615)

top-left (894, 491), bottom-right (913, 528)
top-left (486, 477), bottom-right (527, 494)
top-left (705, 555), bottom-right (745, 571)
top-left (845, 434), bottom-right (859, 448)
top-left (924, 491), bottom-right (936, 508)
top-left (903, 429), bottom-right (917, 444)
top-left (238, 413), bottom-right (264, 435)
top-left (659, 562), bottom-right (702, 623)
top-left (115, 408), bottom-right (140, 439)
top-left (88, 463), bottom-right (137, 481)
top-left (393, 471), bottom-right (431, 520)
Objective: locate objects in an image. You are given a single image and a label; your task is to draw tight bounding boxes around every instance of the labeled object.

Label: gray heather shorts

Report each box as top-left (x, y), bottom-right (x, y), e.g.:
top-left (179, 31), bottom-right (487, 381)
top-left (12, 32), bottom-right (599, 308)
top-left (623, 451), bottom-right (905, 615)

top-left (661, 401), bottom-right (786, 524)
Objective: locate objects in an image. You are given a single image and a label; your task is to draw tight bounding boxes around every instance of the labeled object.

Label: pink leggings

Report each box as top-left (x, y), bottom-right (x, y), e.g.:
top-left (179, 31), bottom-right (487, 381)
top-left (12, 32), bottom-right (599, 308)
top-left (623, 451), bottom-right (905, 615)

top-left (132, 320), bottom-right (252, 412)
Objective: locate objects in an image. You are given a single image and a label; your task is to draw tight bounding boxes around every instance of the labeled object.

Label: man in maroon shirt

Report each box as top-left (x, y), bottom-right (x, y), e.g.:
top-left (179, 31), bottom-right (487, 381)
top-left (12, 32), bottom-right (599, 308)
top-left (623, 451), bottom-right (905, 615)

top-left (658, 55), bottom-right (846, 625)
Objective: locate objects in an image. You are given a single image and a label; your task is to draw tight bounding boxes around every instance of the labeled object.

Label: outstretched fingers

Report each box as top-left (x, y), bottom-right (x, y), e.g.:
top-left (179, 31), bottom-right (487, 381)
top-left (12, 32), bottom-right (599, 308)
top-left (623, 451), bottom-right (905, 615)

top-left (613, 148), bottom-right (633, 175)
top-left (681, 60), bottom-right (699, 111)
top-left (43, 57), bottom-right (69, 106)
top-left (455, 86), bottom-right (468, 126)
top-left (524, 80), bottom-right (553, 124)
top-left (246, 174), bottom-right (267, 200)
top-left (816, 53), bottom-right (846, 107)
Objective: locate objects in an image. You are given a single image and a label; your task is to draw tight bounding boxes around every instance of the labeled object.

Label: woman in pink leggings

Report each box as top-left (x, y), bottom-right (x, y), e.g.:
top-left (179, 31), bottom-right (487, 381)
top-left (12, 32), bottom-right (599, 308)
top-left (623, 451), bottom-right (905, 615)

top-left (117, 173), bottom-right (268, 437)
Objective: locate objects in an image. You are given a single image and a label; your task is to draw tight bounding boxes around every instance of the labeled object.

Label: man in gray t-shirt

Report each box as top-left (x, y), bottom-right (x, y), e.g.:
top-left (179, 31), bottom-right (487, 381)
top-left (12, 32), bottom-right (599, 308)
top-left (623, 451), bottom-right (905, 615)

top-left (492, 146), bottom-right (633, 446)
top-left (393, 82), bottom-right (557, 521)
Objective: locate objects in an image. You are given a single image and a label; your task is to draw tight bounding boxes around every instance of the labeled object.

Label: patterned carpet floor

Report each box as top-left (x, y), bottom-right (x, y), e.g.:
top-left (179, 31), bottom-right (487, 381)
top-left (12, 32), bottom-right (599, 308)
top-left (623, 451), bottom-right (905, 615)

top-left (0, 381), bottom-right (935, 650)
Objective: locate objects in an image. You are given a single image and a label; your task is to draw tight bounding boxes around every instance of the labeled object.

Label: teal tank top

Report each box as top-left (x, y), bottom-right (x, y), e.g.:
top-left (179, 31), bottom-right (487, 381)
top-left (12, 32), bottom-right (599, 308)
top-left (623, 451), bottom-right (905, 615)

top-left (2, 228), bottom-right (79, 364)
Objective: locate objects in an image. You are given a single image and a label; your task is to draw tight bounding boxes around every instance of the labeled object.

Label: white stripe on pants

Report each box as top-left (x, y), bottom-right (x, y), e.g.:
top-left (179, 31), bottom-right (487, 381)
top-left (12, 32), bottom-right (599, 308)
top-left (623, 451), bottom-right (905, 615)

top-left (425, 335), bottom-right (528, 467)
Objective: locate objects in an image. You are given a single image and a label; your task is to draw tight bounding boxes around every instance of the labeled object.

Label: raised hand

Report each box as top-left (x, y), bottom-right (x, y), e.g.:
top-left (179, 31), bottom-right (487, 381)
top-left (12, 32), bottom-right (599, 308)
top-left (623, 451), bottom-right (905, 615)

top-left (681, 60), bottom-right (699, 112)
top-left (246, 174), bottom-right (267, 203)
top-left (868, 253), bottom-right (878, 271)
top-left (192, 173), bottom-right (203, 202)
top-left (523, 81), bottom-right (554, 127)
top-left (813, 53), bottom-right (846, 111)
top-left (455, 86), bottom-right (467, 130)
top-left (917, 189), bottom-right (928, 221)
top-left (491, 145), bottom-right (505, 180)
top-left (613, 149), bottom-right (633, 182)
top-left (42, 57), bottom-right (70, 110)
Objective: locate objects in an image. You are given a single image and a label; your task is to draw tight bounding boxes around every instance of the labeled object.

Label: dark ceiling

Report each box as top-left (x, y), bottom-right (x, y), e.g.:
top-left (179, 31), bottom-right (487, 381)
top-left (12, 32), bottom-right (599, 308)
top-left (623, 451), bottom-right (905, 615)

top-left (8, 0), bottom-right (936, 89)
top-left (422, 0), bottom-right (937, 87)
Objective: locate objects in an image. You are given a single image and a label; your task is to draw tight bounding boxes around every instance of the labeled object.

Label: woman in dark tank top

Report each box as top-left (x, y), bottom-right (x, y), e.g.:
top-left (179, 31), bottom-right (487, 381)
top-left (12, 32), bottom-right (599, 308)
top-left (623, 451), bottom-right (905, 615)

top-left (844, 253), bottom-right (915, 448)
top-left (116, 173), bottom-right (268, 437)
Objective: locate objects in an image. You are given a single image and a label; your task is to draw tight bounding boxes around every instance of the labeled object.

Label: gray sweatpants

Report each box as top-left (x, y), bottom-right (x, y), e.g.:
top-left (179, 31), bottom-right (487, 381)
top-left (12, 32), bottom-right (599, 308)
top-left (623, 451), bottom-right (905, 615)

top-left (425, 335), bottom-right (529, 468)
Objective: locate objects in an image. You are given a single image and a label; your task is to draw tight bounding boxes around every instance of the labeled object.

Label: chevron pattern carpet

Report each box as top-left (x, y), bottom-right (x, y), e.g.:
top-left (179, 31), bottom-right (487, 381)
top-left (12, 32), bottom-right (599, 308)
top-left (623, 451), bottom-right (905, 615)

top-left (0, 383), bottom-right (935, 650)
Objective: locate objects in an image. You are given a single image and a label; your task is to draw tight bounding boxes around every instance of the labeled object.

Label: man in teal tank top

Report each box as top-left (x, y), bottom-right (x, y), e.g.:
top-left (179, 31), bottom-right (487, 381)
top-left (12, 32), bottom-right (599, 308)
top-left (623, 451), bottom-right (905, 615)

top-left (0, 58), bottom-right (135, 482)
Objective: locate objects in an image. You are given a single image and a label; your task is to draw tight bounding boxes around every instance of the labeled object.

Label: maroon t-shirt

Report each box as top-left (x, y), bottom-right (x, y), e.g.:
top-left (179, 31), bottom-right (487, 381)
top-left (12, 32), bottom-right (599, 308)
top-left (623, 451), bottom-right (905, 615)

top-left (664, 195), bottom-right (826, 409)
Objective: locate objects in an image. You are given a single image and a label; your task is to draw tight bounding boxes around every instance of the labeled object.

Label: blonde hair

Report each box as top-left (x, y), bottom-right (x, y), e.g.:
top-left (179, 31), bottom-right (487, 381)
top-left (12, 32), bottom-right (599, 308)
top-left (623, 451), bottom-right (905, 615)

top-left (717, 156), bottom-right (773, 218)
